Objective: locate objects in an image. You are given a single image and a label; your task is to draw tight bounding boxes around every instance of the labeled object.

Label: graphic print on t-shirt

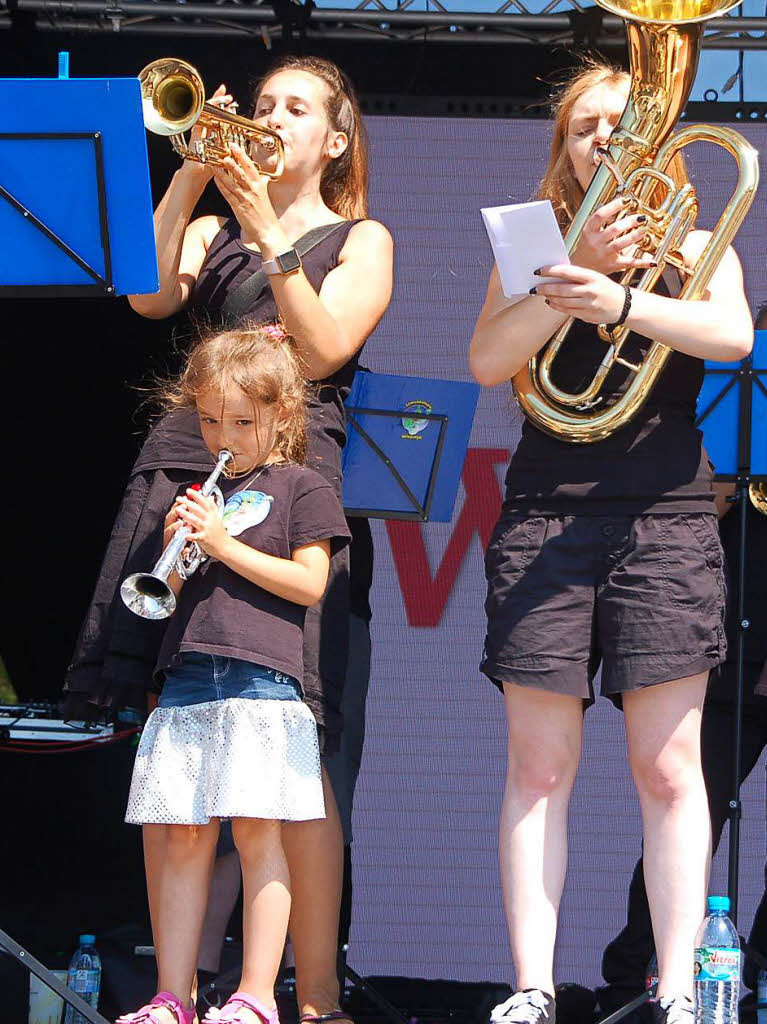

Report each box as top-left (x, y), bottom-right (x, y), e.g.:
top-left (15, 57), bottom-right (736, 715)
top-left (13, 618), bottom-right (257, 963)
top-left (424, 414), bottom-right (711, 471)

top-left (222, 490), bottom-right (274, 536)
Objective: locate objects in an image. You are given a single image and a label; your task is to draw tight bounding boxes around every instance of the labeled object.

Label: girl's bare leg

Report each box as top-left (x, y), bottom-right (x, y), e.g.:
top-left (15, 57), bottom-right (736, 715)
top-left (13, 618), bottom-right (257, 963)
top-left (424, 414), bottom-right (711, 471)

top-left (146, 821), bottom-right (220, 1022)
top-left (232, 818), bottom-right (292, 1012)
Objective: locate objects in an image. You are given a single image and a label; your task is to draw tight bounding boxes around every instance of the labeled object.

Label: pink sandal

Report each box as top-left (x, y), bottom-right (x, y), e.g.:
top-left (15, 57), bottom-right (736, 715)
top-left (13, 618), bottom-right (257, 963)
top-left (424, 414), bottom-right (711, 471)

top-left (116, 991), bottom-right (197, 1024)
top-left (202, 991), bottom-right (279, 1024)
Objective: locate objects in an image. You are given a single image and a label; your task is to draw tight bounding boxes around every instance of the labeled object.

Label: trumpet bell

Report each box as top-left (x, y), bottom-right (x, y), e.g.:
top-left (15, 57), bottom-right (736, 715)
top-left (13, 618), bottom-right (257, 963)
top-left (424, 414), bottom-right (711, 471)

top-left (120, 572), bottom-right (177, 621)
top-left (139, 58), bottom-right (205, 137)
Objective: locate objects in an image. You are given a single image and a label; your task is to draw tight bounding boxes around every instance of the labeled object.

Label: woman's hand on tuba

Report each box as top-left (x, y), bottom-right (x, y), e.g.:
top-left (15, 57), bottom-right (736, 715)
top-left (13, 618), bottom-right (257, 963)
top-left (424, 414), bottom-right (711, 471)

top-left (571, 197), bottom-right (656, 275)
top-left (531, 264), bottom-right (627, 326)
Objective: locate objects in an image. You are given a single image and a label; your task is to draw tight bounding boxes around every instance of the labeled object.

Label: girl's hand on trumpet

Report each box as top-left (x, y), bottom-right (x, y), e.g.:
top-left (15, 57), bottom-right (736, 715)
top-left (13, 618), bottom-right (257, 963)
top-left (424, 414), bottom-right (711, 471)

top-left (214, 142), bottom-right (289, 257)
top-left (163, 499), bottom-right (187, 549)
top-left (530, 264), bottom-right (628, 326)
top-left (176, 487), bottom-right (231, 560)
top-left (570, 197), bottom-right (656, 275)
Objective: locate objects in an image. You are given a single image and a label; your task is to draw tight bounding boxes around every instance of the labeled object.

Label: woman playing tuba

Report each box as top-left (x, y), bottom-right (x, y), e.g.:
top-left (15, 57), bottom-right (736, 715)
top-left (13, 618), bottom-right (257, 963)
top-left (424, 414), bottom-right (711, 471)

top-left (469, 58), bottom-right (753, 1024)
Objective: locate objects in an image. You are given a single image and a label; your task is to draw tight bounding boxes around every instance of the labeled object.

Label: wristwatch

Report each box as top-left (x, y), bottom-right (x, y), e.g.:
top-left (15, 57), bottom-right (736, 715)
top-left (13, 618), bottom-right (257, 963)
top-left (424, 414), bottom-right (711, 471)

top-left (262, 248), bottom-right (302, 276)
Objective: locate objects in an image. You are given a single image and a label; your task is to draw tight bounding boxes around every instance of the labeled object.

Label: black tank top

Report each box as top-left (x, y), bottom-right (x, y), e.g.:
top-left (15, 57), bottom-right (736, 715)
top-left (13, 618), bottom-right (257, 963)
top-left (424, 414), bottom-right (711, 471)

top-left (504, 270), bottom-right (715, 515)
top-left (192, 217), bottom-right (363, 495)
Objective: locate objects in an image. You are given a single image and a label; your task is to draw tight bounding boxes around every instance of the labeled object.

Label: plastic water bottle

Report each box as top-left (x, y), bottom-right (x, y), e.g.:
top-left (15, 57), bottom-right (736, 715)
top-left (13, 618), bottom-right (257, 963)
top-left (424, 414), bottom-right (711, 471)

top-left (694, 896), bottom-right (740, 1024)
top-left (757, 968), bottom-right (767, 1024)
top-left (63, 935), bottom-right (101, 1024)
top-left (646, 952), bottom-right (659, 995)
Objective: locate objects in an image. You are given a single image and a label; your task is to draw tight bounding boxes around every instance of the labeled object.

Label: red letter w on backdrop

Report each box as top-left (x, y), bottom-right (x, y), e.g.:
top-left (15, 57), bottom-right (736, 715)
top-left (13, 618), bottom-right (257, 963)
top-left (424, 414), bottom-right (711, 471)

top-left (385, 448), bottom-right (508, 628)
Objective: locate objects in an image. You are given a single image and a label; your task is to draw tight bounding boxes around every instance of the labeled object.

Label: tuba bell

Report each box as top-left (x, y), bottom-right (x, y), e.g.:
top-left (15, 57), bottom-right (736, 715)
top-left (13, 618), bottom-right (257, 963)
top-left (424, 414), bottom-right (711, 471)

top-left (139, 58), bottom-right (285, 178)
top-left (512, 0), bottom-right (759, 443)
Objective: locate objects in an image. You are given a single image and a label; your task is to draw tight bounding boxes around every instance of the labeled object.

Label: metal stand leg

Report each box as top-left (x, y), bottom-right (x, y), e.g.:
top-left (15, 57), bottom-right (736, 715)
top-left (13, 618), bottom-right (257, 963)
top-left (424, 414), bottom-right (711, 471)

top-left (339, 946), bottom-right (410, 1024)
top-left (0, 927), bottom-right (110, 1024)
top-left (727, 480), bottom-right (750, 924)
top-left (596, 991), bottom-right (651, 1024)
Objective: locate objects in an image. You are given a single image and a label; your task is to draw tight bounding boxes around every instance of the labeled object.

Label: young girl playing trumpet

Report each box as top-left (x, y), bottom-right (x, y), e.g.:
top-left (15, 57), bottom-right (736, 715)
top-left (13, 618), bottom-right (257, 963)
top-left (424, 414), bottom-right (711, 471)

top-left (118, 323), bottom-right (350, 1024)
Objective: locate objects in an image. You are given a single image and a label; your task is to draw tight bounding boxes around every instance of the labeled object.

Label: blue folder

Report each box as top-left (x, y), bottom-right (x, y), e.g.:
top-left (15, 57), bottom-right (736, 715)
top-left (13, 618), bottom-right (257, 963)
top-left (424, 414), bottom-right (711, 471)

top-left (697, 330), bottom-right (767, 479)
top-left (0, 75), bottom-right (157, 296)
top-left (342, 370), bottom-right (480, 522)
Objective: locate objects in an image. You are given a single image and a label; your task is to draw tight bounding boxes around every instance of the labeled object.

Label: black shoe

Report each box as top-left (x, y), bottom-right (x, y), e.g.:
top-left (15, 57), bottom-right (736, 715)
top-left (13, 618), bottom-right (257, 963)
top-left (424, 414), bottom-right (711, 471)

top-left (490, 989), bottom-right (556, 1023)
top-left (554, 983), bottom-right (596, 1024)
top-left (649, 995), bottom-right (694, 1024)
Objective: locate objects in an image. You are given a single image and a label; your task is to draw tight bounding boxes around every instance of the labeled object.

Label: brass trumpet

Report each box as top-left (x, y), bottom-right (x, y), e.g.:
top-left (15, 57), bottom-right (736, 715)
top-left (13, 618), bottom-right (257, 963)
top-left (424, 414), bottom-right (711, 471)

top-left (512, 0), bottom-right (759, 443)
top-left (120, 450), bottom-right (233, 620)
top-left (139, 58), bottom-right (285, 178)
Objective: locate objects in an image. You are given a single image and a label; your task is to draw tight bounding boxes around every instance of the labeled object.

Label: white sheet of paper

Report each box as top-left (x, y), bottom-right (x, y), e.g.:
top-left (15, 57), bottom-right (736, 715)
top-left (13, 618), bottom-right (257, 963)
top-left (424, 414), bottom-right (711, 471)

top-left (481, 199), bottom-right (570, 298)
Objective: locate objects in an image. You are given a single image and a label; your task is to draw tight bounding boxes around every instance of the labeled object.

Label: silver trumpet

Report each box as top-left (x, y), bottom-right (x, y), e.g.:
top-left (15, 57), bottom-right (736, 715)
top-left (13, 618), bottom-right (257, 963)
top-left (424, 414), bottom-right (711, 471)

top-left (120, 449), bottom-right (233, 620)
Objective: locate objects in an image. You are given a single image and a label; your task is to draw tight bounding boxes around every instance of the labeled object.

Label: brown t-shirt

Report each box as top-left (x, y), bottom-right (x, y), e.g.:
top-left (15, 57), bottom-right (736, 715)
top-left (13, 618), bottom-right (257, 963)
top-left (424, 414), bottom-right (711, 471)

top-left (504, 270), bottom-right (715, 515)
top-left (155, 462), bottom-right (351, 684)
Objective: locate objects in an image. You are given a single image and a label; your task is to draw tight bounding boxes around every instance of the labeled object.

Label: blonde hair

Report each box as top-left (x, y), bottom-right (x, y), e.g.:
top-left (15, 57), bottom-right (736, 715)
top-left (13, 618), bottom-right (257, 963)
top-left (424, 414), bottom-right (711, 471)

top-left (159, 324), bottom-right (309, 465)
top-left (254, 56), bottom-right (368, 220)
top-left (538, 60), bottom-right (689, 228)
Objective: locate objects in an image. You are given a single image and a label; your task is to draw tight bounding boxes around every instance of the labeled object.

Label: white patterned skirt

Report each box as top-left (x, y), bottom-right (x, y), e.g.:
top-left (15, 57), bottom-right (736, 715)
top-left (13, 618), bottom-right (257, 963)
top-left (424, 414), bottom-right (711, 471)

top-left (125, 697), bottom-right (325, 824)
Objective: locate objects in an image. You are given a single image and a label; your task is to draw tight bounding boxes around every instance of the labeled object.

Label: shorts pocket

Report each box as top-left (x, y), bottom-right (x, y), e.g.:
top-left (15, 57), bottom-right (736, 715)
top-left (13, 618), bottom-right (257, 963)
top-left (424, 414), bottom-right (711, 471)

top-left (484, 515), bottom-right (544, 582)
top-left (681, 514), bottom-right (724, 572)
top-left (678, 514), bottom-right (727, 655)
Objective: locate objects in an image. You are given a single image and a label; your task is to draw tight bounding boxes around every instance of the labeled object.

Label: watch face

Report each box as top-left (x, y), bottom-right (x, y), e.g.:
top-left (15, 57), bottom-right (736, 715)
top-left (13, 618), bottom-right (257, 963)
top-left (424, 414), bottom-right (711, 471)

top-left (278, 249), bottom-right (302, 274)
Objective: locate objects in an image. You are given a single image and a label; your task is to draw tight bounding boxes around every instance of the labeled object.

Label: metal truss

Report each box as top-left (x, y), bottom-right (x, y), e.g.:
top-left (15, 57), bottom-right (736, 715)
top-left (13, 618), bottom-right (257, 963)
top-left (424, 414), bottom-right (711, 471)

top-left (2, 0), bottom-right (767, 49)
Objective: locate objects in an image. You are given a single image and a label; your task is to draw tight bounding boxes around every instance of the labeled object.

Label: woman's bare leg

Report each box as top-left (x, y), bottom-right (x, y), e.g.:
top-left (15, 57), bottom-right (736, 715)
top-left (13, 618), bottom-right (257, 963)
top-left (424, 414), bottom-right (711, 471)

top-left (198, 850), bottom-right (242, 973)
top-left (500, 683), bottom-right (584, 995)
top-left (624, 672), bottom-right (710, 1001)
top-left (143, 824), bottom-right (168, 951)
top-left (282, 767), bottom-right (347, 1019)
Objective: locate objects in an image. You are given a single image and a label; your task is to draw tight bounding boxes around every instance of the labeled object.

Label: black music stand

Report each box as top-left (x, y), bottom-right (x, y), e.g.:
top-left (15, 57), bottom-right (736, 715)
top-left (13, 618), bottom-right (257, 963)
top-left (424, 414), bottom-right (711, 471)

top-left (695, 332), bottom-right (767, 923)
top-left (598, 333), bottom-right (767, 1024)
top-left (0, 55), bottom-right (155, 1024)
top-left (0, 55), bottom-right (157, 296)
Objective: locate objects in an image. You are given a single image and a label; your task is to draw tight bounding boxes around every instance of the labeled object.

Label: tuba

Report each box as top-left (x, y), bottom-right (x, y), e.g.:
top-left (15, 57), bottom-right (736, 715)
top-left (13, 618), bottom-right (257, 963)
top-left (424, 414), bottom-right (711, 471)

top-left (120, 450), bottom-right (233, 620)
top-left (513, 0), bottom-right (760, 443)
top-left (750, 482), bottom-right (767, 514)
top-left (139, 58), bottom-right (285, 178)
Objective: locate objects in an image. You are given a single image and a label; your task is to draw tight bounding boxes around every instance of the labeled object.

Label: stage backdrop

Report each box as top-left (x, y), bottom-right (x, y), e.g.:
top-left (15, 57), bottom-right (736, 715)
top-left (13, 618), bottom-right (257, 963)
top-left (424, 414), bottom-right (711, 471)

top-left (350, 117), bottom-right (767, 988)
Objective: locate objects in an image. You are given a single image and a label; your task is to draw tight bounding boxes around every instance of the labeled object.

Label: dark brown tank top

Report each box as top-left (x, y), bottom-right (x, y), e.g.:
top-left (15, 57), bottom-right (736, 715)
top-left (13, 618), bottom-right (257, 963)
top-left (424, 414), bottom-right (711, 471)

top-left (191, 217), bottom-right (364, 495)
top-left (504, 270), bottom-right (715, 515)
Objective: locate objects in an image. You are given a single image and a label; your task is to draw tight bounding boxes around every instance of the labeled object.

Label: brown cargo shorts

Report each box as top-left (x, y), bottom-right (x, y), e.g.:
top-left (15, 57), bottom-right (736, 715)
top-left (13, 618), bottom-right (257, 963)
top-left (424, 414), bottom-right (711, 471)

top-left (481, 513), bottom-right (727, 706)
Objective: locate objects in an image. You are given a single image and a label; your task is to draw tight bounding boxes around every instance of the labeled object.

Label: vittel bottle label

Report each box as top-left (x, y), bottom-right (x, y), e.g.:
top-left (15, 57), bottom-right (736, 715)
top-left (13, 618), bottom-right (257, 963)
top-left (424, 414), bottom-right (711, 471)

top-left (695, 947), bottom-right (741, 982)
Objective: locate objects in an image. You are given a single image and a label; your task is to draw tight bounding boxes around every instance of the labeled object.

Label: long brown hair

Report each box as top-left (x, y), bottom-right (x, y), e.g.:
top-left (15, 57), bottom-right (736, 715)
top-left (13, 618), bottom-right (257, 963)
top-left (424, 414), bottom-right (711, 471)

top-left (538, 60), bottom-right (688, 229)
top-left (254, 56), bottom-right (368, 220)
top-left (158, 324), bottom-right (309, 465)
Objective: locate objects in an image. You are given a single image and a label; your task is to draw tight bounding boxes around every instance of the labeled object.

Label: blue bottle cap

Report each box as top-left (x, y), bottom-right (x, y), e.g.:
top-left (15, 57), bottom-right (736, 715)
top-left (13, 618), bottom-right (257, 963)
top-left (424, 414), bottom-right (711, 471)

top-left (707, 895), bottom-right (731, 913)
top-left (79, 934), bottom-right (96, 945)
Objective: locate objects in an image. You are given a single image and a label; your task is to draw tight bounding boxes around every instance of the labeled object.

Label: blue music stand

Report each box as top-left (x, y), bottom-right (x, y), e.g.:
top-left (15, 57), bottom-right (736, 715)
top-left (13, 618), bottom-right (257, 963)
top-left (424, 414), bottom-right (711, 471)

top-left (0, 55), bottom-right (158, 297)
top-left (696, 330), bottom-right (767, 925)
top-left (342, 370), bottom-right (480, 522)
